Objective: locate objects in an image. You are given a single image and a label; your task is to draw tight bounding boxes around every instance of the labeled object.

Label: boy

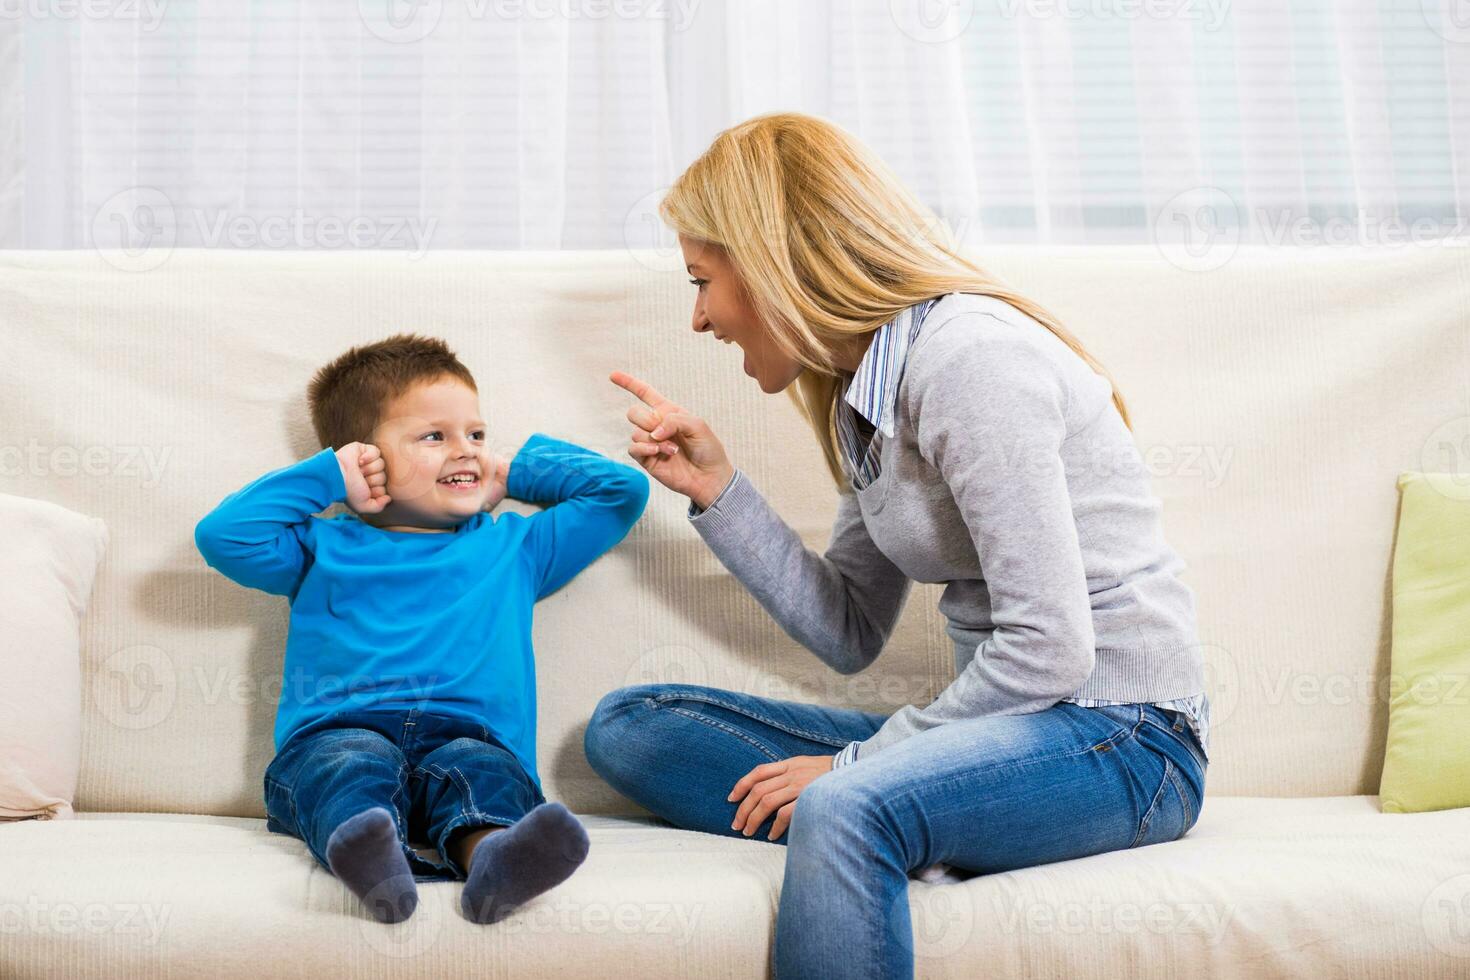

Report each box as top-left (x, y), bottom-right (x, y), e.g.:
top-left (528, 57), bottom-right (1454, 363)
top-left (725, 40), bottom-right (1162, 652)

top-left (194, 333), bottom-right (649, 925)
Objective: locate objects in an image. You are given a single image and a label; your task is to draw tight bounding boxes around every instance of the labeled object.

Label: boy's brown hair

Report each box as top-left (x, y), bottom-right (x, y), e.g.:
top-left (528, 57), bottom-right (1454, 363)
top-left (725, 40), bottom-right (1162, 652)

top-left (307, 333), bottom-right (478, 450)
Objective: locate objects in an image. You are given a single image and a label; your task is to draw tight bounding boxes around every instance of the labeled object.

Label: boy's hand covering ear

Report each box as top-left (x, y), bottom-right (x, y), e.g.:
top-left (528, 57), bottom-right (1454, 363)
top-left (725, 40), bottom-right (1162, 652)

top-left (335, 442), bottom-right (392, 515)
top-left (482, 454), bottom-right (511, 512)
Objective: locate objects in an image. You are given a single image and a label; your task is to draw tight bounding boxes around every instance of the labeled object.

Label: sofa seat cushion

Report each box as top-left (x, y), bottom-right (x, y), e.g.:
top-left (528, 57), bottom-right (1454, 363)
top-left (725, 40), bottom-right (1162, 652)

top-left (905, 795), bottom-right (1470, 976)
top-left (2, 796), bottom-right (1466, 977)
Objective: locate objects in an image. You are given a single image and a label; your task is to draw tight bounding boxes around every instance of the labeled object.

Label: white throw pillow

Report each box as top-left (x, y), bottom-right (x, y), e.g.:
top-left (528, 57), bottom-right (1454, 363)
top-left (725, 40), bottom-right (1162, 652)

top-left (0, 494), bottom-right (108, 820)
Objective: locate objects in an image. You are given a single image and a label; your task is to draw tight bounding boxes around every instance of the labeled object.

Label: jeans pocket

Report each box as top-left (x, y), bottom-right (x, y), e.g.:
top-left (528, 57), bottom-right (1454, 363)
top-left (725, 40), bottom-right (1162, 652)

top-left (1166, 763), bottom-right (1199, 840)
top-left (1143, 704), bottom-right (1208, 771)
top-left (1079, 703), bottom-right (1141, 749)
top-left (1130, 758), bottom-right (1190, 849)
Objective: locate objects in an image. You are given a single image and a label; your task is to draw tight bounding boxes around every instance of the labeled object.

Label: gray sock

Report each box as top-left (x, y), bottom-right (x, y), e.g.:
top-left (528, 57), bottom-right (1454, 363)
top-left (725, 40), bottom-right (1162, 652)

top-left (325, 807), bottom-right (419, 924)
top-left (460, 802), bottom-right (590, 924)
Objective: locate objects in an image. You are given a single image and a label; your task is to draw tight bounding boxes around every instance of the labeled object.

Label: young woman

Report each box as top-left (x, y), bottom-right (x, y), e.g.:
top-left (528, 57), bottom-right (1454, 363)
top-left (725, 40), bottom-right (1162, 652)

top-left (586, 112), bottom-right (1210, 980)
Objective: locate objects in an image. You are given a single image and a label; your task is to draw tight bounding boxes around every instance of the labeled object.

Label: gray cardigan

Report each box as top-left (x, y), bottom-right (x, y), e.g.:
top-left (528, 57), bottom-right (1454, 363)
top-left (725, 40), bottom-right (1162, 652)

top-left (687, 292), bottom-right (1207, 766)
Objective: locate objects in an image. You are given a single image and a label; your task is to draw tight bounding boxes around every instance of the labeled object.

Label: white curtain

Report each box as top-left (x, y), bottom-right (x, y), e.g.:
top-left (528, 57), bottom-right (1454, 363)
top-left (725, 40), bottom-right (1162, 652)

top-left (1, 0), bottom-right (1466, 255)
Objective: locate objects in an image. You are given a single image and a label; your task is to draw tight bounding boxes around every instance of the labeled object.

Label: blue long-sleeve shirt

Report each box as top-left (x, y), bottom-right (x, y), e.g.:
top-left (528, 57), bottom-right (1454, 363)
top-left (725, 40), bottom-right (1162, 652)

top-left (194, 433), bottom-right (649, 791)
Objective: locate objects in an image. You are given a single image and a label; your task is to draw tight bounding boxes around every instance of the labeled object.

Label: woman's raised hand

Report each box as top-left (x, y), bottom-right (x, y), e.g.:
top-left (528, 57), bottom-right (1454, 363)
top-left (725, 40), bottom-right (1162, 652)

top-left (610, 370), bottom-right (735, 510)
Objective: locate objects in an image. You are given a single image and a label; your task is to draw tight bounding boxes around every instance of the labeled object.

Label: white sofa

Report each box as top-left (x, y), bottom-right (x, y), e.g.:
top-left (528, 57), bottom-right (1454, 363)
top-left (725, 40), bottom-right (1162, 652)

top-left (2, 244), bottom-right (1468, 978)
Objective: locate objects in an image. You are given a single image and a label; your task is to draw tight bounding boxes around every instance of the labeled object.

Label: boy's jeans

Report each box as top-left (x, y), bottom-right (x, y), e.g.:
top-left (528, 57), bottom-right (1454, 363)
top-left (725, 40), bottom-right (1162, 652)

top-left (264, 704), bottom-right (546, 881)
top-left (584, 684), bottom-right (1208, 980)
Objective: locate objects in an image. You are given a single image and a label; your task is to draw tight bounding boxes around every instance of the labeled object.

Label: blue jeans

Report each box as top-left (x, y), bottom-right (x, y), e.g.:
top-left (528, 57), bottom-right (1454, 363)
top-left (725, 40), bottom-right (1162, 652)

top-left (584, 684), bottom-right (1208, 980)
top-left (263, 704), bottom-right (546, 881)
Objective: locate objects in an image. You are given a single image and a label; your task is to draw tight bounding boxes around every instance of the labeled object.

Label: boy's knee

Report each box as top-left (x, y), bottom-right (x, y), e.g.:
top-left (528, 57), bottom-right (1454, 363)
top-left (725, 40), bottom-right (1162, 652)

top-left (420, 735), bottom-right (489, 762)
top-left (417, 737), bottom-right (522, 784)
top-left (298, 727), bottom-right (400, 770)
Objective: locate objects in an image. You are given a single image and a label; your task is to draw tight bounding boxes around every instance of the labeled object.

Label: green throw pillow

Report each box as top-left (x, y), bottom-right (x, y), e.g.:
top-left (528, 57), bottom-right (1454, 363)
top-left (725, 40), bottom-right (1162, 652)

top-left (1379, 471), bottom-right (1470, 813)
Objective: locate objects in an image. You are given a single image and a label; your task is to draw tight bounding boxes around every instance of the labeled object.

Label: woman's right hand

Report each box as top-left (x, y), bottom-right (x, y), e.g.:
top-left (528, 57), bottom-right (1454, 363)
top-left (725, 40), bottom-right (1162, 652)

top-left (610, 370), bottom-right (735, 510)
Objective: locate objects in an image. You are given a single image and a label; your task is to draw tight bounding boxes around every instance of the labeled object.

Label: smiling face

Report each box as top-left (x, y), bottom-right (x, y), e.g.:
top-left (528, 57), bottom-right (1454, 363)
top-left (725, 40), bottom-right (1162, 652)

top-left (367, 375), bottom-right (495, 532)
top-left (680, 234), bottom-right (805, 394)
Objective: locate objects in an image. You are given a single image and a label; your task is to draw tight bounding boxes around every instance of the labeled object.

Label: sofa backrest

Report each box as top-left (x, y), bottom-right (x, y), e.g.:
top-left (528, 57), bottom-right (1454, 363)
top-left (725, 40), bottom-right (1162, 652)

top-left (2, 245), bottom-right (1465, 816)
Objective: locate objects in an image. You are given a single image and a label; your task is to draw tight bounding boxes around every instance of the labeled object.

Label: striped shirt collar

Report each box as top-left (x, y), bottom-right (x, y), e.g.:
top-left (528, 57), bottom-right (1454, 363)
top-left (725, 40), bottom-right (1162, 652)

top-left (840, 297), bottom-right (942, 439)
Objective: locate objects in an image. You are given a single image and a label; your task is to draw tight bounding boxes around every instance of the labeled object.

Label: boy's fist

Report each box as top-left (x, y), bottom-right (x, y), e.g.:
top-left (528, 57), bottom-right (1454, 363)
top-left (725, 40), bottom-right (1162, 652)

top-left (336, 442), bottom-right (391, 515)
top-left (482, 454), bottom-right (510, 512)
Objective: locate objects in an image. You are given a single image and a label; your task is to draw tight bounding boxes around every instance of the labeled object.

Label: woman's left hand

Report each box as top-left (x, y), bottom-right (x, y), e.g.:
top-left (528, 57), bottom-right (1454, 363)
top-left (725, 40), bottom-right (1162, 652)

top-left (729, 755), bottom-right (835, 841)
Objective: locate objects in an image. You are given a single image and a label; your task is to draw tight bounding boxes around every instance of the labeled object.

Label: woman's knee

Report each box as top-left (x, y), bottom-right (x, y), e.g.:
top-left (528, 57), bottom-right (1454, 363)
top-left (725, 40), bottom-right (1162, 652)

top-left (789, 772), bottom-right (897, 850)
top-left (583, 684), bottom-right (660, 776)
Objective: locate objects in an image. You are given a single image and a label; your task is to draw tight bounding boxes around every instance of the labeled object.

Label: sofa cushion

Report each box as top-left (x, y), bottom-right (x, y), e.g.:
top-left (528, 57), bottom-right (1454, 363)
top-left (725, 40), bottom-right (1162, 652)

top-left (1379, 471), bottom-right (1470, 813)
top-left (0, 493), bottom-right (108, 820)
top-left (1, 796), bottom-right (1465, 977)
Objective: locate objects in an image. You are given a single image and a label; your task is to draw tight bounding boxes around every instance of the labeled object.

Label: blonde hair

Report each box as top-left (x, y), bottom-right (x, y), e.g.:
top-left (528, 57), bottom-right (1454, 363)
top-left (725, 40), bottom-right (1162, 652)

top-left (658, 111), bottom-right (1133, 488)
